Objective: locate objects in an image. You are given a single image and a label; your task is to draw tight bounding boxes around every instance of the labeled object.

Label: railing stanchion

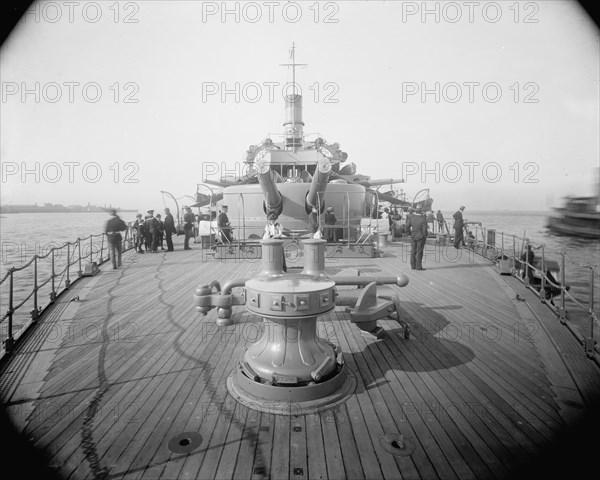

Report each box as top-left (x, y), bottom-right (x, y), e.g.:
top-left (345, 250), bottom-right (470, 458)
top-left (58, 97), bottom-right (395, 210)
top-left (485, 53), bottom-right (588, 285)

top-left (100, 234), bottom-right (105, 264)
top-left (50, 248), bottom-right (56, 303)
top-left (512, 235), bottom-right (516, 275)
top-left (559, 251), bottom-right (567, 323)
top-left (585, 267), bottom-right (595, 357)
top-left (524, 240), bottom-right (530, 286)
top-left (32, 255), bottom-right (39, 322)
top-left (540, 245), bottom-right (546, 301)
top-left (66, 243), bottom-right (71, 288)
top-left (89, 236), bottom-right (93, 264)
top-left (77, 239), bottom-right (83, 278)
top-left (5, 269), bottom-right (15, 352)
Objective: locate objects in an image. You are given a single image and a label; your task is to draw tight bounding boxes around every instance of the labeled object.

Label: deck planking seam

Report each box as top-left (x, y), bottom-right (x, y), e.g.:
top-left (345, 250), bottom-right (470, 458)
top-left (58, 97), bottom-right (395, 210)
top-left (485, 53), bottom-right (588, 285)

top-left (27, 295), bottom-right (205, 447)
top-left (340, 315), bottom-right (483, 480)
top-left (4, 245), bottom-right (599, 480)
top-left (397, 290), bottom-right (564, 427)
top-left (371, 319), bottom-right (507, 480)
top-left (506, 279), bottom-right (600, 396)
top-left (70, 309), bottom-right (224, 479)
top-left (334, 313), bottom-right (458, 480)
top-left (104, 314), bottom-right (239, 480)
top-left (397, 270), bottom-right (549, 368)
top-left (400, 299), bottom-right (561, 444)
top-left (163, 317), bottom-right (262, 480)
top-left (379, 318), bottom-right (525, 477)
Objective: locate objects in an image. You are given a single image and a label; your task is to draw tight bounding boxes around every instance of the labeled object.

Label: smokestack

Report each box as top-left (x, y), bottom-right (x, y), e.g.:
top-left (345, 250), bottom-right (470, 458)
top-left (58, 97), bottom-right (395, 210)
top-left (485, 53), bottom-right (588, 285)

top-left (283, 94), bottom-right (304, 148)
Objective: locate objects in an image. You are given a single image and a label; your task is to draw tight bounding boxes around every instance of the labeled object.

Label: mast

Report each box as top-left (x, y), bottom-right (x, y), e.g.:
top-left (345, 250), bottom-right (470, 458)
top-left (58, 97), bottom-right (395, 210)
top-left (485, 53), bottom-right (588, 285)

top-left (280, 43), bottom-right (307, 152)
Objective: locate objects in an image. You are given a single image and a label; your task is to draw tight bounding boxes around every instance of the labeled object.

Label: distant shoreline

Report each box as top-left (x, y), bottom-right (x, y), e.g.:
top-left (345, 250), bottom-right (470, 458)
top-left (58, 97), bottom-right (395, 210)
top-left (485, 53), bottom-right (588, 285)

top-left (0, 205), bottom-right (137, 214)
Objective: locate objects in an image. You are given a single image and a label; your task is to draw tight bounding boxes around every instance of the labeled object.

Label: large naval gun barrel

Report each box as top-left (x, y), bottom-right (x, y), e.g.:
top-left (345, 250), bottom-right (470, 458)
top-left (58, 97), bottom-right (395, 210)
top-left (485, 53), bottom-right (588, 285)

top-left (257, 161), bottom-right (283, 217)
top-left (306, 157), bottom-right (332, 211)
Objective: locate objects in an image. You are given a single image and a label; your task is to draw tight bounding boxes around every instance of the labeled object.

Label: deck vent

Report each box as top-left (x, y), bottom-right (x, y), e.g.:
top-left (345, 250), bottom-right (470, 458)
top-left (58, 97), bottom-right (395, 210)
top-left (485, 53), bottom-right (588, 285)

top-left (379, 433), bottom-right (416, 457)
top-left (167, 432), bottom-right (203, 454)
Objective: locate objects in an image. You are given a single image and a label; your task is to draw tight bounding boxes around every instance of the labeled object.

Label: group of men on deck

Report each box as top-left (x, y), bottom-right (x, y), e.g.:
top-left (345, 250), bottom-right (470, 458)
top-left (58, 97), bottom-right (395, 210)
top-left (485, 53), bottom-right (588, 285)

top-left (132, 209), bottom-right (177, 254)
top-left (106, 202), bottom-right (469, 271)
top-left (104, 207), bottom-right (177, 269)
top-left (403, 205), bottom-right (467, 271)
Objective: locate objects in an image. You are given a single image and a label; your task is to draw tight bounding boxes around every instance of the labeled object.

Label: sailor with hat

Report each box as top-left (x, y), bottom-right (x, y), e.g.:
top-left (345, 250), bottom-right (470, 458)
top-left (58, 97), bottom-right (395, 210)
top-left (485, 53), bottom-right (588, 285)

top-left (452, 206), bottom-right (466, 249)
top-left (217, 205), bottom-right (233, 243)
top-left (324, 206), bottom-right (338, 242)
top-left (145, 209), bottom-right (159, 252)
top-left (183, 206), bottom-right (195, 250)
top-left (163, 207), bottom-right (176, 251)
top-left (405, 205), bottom-right (428, 270)
top-left (104, 209), bottom-right (127, 269)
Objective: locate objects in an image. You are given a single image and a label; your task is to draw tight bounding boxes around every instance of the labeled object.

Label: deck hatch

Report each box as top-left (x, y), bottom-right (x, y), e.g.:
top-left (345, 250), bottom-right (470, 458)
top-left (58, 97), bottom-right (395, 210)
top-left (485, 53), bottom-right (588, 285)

top-left (379, 433), bottom-right (416, 457)
top-left (167, 432), bottom-right (203, 454)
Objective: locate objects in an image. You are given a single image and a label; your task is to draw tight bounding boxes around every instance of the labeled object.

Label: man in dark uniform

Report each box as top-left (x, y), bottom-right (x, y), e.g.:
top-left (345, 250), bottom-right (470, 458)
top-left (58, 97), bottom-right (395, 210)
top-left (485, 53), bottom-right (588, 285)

top-left (405, 206), bottom-right (428, 270)
top-left (136, 218), bottom-right (146, 253)
top-left (217, 205), bottom-right (233, 243)
top-left (324, 206), bottom-right (337, 242)
top-left (155, 214), bottom-right (165, 250)
top-left (436, 210), bottom-right (445, 233)
top-left (146, 210), bottom-right (159, 252)
top-left (132, 213), bottom-right (142, 251)
top-left (183, 206), bottom-right (195, 250)
top-left (453, 206), bottom-right (466, 249)
top-left (163, 208), bottom-right (176, 251)
top-left (104, 209), bottom-right (127, 269)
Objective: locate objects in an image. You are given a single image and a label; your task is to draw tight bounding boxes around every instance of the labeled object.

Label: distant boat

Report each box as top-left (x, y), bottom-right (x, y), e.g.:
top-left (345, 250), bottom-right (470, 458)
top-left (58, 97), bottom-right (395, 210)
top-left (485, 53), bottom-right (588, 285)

top-left (546, 195), bottom-right (600, 238)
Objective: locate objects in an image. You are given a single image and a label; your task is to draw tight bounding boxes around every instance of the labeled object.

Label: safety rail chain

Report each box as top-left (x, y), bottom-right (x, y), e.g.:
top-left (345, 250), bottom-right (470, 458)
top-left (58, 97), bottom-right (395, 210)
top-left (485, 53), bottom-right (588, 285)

top-left (0, 225), bottom-right (135, 356)
top-left (464, 225), bottom-right (599, 361)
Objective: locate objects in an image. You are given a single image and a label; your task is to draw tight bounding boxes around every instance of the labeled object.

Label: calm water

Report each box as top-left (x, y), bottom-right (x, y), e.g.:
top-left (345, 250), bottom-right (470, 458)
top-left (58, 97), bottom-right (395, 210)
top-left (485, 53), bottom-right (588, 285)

top-left (1, 211), bottom-right (598, 343)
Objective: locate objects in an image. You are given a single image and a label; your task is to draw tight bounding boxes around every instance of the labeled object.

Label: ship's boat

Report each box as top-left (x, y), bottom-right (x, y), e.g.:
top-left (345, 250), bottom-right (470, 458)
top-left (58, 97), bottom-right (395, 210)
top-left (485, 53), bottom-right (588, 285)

top-left (546, 195), bottom-right (600, 238)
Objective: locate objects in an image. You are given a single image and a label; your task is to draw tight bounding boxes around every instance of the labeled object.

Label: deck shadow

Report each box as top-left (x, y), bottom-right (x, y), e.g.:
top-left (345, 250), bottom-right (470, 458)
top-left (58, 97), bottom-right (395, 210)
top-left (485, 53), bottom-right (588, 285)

top-left (344, 301), bottom-right (475, 391)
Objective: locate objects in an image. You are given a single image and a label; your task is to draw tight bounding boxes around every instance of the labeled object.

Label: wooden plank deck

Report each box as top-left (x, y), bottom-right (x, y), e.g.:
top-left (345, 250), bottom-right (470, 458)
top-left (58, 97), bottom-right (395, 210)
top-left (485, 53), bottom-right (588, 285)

top-left (1, 239), bottom-right (599, 479)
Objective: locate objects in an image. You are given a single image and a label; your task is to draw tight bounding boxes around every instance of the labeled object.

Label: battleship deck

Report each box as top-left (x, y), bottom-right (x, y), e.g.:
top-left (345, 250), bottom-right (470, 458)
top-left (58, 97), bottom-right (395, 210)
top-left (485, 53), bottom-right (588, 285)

top-left (2, 241), bottom-right (600, 480)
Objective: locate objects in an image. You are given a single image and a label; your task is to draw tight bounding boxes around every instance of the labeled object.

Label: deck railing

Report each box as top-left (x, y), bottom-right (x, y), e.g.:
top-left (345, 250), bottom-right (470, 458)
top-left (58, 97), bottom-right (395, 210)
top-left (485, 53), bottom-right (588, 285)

top-left (464, 225), bottom-right (599, 361)
top-left (0, 225), bottom-right (135, 358)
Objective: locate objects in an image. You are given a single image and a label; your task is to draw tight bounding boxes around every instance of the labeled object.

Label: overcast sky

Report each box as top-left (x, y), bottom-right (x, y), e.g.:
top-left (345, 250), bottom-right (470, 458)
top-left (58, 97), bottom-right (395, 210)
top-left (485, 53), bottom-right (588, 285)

top-left (1, 0), bottom-right (598, 212)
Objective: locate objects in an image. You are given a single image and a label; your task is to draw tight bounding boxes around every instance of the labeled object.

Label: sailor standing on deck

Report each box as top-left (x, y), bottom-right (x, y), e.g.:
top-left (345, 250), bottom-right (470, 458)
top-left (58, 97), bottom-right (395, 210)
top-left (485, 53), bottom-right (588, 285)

top-left (453, 206), bottom-right (466, 249)
top-left (163, 208), bottom-right (176, 252)
top-left (217, 205), bottom-right (233, 243)
top-left (145, 210), bottom-right (159, 252)
top-left (324, 206), bottom-right (338, 242)
top-left (436, 210), bottom-right (445, 233)
top-left (133, 213), bottom-right (142, 250)
top-left (183, 206), bottom-right (195, 250)
top-left (105, 209), bottom-right (127, 269)
top-left (405, 205), bottom-right (428, 271)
